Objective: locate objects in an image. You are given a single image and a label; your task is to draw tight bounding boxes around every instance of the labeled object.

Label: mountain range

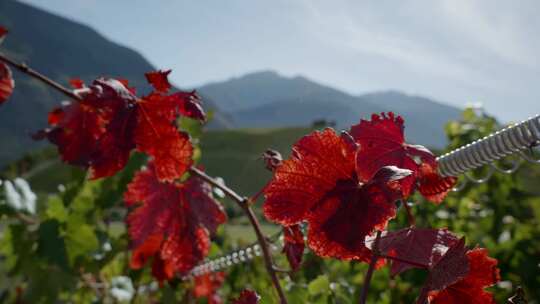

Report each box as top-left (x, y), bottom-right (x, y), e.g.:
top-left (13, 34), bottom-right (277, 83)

top-left (198, 71), bottom-right (462, 147)
top-left (0, 1), bottom-right (461, 166)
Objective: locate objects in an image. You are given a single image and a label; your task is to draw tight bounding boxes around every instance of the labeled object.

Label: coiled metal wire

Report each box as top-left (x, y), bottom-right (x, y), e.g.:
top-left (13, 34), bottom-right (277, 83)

top-left (181, 243), bottom-right (263, 280)
top-left (437, 114), bottom-right (540, 179)
top-left (182, 236), bottom-right (283, 280)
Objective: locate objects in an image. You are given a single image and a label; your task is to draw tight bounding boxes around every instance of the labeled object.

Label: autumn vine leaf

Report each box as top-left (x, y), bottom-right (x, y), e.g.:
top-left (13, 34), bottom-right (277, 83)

top-left (68, 78), bottom-right (85, 89)
top-left (0, 26), bottom-right (7, 40)
top-left (174, 90), bottom-right (207, 122)
top-left (282, 224), bottom-right (305, 271)
top-left (0, 61), bottom-right (13, 106)
top-left (421, 246), bottom-right (501, 304)
top-left (35, 70), bottom-right (204, 181)
top-left (415, 238), bottom-right (470, 304)
top-left (377, 227), bottom-right (459, 276)
top-left (124, 161), bottom-right (226, 281)
top-left (417, 162), bottom-right (457, 204)
top-left (130, 234), bottom-right (174, 282)
top-left (232, 289), bottom-right (261, 304)
top-left (145, 69), bottom-right (172, 93)
top-left (264, 128), bottom-right (412, 261)
top-left (193, 272), bottom-right (226, 304)
top-left (0, 26), bottom-right (14, 106)
top-left (350, 112), bottom-right (456, 202)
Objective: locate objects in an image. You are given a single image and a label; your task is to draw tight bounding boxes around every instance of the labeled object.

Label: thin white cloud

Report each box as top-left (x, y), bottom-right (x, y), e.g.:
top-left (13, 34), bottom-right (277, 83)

top-left (299, 1), bottom-right (497, 89)
top-left (438, 0), bottom-right (538, 68)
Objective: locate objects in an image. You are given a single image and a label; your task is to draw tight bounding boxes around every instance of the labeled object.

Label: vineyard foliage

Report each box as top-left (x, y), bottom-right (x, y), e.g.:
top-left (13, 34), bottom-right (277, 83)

top-left (1, 25), bottom-right (539, 303)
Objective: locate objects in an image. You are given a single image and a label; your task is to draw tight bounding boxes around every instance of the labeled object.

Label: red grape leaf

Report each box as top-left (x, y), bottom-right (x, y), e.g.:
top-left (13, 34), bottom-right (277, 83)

top-left (145, 70), bottom-right (206, 121)
top-left (264, 129), bottom-right (411, 261)
top-left (115, 78), bottom-right (136, 94)
top-left (41, 101), bottom-right (108, 166)
top-left (130, 234), bottom-right (163, 269)
top-left (35, 78), bottom-right (133, 176)
top-left (0, 62), bottom-right (14, 105)
top-left (233, 289), bottom-right (261, 304)
top-left (151, 253), bottom-right (175, 284)
top-left (88, 106), bottom-right (136, 179)
top-left (417, 162), bottom-right (457, 204)
top-left (77, 78), bottom-right (138, 179)
top-left (0, 26), bottom-right (7, 40)
top-left (185, 173), bottom-right (227, 233)
top-left (264, 129), bottom-right (357, 226)
top-left (425, 248), bottom-right (500, 304)
top-left (308, 165), bottom-right (411, 261)
top-left (125, 162), bottom-right (226, 281)
top-left (350, 112), bottom-right (437, 198)
top-left (377, 227), bottom-right (459, 276)
top-left (0, 27), bottom-right (12, 104)
top-left (417, 238), bottom-right (470, 303)
top-left (47, 107), bottom-right (65, 125)
top-left (173, 91), bottom-right (207, 121)
top-left (130, 234), bottom-right (175, 282)
top-left (69, 78), bottom-right (85, 89)
top-left (145, 69), bottom-right (171, 93)
top-left (193, 272), bottom-right (226, 304)
top-left (36, 77), bottom-right (196, 181)
top-left (133, 94), bottom-right (194, 181)
top-left (282, 224), bottom-right (305, 271)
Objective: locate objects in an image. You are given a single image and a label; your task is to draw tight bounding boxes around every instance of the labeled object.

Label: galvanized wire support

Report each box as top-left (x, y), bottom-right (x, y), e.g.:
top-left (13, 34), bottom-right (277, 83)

top-left (181, 243), bottom-right (263, 280)
top-left (436, 114), bottom-right (540, 188)
top-left (182, 233), bottom-right (284, 280)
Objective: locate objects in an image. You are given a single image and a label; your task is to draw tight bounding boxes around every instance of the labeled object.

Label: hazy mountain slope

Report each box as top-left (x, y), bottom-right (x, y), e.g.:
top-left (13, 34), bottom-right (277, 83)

top-left (199, 71), bottom-right (461, 147)
top-left (198, 71), bottom-right (371, 112)
top-left (230, 93), bottom-right (386, 129)
top-left (0, 1), bottom-right (229, 166)
top-left (199, 70), bottom-right (387, 128)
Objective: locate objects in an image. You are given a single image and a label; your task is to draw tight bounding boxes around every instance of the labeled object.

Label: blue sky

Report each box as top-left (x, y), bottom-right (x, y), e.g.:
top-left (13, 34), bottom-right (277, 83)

top-left (20, 0), bottom-right (540, 122)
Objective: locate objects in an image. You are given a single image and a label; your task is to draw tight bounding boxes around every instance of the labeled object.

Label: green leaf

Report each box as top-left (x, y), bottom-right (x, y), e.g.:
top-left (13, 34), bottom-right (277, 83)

top-left (65, 219), bottom-right (99, 265)
top-left (462, 107), bottom-right (477, 121)
top-left (1, 224), bottom-right (35, 272)
top-left (45, 196), bottom-right (68, 222)
top-left (179, 116), bottom-right (204, 139)
top-left (308, 274), bottom-right (330, 296)
top-left (288, 284), bottom-right (309, 303)
top-left (37, 219), bottom-right (69, 269)
top-left (161, 285), bottom-right (178, 304)
top-left (69, 181), bottom-right (99, 215)
top-left (23, 267), bottom-right (76, 304)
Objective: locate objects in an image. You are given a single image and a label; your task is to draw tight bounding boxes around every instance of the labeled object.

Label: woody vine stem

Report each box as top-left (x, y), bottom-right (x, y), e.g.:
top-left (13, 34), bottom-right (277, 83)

top-left (359, 230), bottom-right (381, 304)
top-left (0, 52), bottom-right (288, 304)
top-left (189, 167), bottom-right (288, 303)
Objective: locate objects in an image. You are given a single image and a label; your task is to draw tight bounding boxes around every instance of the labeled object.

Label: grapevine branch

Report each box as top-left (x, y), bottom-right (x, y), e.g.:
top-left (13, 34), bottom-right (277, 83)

top-left (189, 167), bottom-right (244, 203)
top-left (0, 52), bottom-right (81, 101)
top-left (359, 230), bottom-right (381, 304)
top-left (189, 167), bottom-right (288, 304)
top-left (401, 200), bottom-right (416, 226)
top-left (0, 53), bottom-right (288, 304)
